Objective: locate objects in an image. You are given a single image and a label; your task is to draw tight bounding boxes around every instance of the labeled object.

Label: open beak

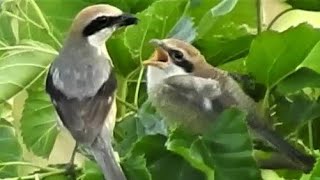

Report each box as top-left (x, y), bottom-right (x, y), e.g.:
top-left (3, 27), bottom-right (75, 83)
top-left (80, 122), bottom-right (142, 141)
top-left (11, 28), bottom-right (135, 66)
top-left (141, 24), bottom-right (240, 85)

top-left (117, 13), bottom-right (139, 27)
top-left (142, 39), bottom-right (170, 69)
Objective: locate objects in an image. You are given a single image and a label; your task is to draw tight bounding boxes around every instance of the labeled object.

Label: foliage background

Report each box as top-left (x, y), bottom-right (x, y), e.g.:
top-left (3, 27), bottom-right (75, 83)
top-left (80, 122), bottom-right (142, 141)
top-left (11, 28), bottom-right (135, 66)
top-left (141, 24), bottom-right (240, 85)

top-left (1, 0), bottom-right (320, 179)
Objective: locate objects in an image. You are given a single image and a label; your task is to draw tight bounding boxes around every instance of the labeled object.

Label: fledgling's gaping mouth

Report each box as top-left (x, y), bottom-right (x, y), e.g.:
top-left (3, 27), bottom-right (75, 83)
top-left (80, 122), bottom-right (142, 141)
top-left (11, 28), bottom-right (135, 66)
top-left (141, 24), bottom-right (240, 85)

top-left (142, 39), bottom-right (170, 69)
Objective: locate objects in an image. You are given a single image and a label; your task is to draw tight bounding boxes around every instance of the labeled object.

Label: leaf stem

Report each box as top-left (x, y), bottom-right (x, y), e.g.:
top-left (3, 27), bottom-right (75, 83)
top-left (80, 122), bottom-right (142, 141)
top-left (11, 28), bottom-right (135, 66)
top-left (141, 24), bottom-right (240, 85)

top-left (0, 161), bottom-right (58, 172)
top-left (16, 5), bottom-right (44, 29)
top-left (3, 167), bottom-right (81, 180)
top-left (133, 67), bottom-right (144, 106)
top-left (262, 88), bottom-right (270, 112)
top-left (256, 0), bottom-right (262, 34)
top-left (308, 120), bottom-right (315, 154)
top-left (116, 96), bottom-right (138, 112)
top-left (267, 8), bottom-right (294, 30)
top-left (0, 45), bottom-right (58, 55)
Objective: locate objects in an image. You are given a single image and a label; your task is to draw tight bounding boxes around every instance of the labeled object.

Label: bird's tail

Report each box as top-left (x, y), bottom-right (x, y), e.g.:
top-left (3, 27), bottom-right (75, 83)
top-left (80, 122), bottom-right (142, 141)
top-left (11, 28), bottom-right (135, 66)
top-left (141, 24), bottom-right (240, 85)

top-left (90, 132), bottom-right (126, 180)
top-left (247, 115), bottom-right (316, 173)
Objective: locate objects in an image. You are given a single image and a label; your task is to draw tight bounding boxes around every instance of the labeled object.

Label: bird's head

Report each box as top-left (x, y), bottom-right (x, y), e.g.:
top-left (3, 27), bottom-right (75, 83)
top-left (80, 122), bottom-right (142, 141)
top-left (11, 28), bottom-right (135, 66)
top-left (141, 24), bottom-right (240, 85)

top-left (68, 4), bottom-right (138, 47)
top-left (143, 38), bottom-right (206, 91)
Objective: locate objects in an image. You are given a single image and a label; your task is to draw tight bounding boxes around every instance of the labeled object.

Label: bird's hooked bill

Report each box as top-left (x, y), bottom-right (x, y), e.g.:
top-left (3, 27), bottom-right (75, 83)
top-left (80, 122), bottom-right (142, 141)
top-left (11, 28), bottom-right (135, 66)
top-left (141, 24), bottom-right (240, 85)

top-left (143, 39), bottom-right (170, 69)
top-left (117, 13), bottom-right (139, 27)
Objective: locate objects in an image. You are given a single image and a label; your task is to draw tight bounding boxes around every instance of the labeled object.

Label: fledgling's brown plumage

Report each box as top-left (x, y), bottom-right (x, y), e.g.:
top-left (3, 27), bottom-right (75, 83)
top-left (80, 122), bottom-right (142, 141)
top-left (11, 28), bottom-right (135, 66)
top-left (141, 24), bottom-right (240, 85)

top-left (144, 38), bottom-right (316, 173)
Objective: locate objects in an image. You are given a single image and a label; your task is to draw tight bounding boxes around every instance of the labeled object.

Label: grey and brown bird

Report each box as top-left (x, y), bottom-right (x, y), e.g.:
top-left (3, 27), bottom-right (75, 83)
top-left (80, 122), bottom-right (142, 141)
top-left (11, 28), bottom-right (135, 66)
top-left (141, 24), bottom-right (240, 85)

top-left (45, 4), bottom-right (138, 180)
top-left (143, 38), bottom-right (316, 173)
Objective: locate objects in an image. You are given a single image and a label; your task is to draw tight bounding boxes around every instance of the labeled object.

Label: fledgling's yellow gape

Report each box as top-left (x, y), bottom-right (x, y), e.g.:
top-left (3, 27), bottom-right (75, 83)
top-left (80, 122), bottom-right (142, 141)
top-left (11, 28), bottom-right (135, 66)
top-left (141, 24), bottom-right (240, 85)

top-left (143, 38), bottom-right (316, 173)
top-left (46, 4), bottom-right (138, 180)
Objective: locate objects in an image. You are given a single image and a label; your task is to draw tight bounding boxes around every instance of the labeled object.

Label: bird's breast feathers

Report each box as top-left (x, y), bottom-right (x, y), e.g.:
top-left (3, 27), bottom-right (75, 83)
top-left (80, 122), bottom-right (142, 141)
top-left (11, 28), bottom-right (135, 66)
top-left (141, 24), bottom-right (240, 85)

top-left (50, 61), bottom-right (110, 99)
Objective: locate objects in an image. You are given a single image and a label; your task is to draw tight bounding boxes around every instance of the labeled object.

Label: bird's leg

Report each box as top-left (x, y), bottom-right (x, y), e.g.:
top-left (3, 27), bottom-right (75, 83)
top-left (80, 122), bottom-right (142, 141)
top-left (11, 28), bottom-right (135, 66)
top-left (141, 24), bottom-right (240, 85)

top-left (65, 142), bottom-right (78, 179)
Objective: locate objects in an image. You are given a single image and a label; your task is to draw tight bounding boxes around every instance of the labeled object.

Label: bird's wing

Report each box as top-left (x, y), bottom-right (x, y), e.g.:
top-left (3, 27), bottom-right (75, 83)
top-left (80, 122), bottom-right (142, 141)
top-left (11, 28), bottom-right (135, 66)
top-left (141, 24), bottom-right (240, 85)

top-left (46, 70), bottom-right (117, 145)
top-left (162, 75), bottom-right (315, 172)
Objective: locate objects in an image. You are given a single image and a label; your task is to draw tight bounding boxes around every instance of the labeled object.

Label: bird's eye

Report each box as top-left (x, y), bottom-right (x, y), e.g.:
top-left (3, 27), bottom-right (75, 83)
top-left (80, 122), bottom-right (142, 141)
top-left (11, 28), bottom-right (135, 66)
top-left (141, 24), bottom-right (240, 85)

top-left (170, 50), bottom-right (184, 60)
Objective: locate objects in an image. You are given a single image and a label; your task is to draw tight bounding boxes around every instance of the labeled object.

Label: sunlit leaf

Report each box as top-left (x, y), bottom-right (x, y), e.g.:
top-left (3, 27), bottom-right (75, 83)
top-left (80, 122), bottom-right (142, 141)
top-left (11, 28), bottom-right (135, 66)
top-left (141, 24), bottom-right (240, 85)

top-left (0, 41), bottom-right (56, 103)
top-left (246, 23), bottom-right (320, 89)
top-left (0, 119), bottom-right (22, 178)
top-left (20, 76), bottom-right (59, 158)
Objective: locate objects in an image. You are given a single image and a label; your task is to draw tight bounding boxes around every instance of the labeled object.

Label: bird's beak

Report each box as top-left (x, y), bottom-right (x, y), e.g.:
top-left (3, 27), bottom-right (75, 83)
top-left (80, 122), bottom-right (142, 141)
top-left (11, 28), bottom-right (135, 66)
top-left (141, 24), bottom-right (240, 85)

top-left (143, 39), bottom-right (170, 69)
top-left (117, 13), bottom-right (139, 27)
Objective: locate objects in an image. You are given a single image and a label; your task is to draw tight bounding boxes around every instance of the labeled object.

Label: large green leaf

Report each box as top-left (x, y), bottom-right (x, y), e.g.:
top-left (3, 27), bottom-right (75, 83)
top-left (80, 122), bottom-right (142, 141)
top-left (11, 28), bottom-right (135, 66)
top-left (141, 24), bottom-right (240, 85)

top-left (277, 68), bottom-right (320, 94)
top-left (166, 108), bottom-right (261, 180)
top-left (246, 23), bottom-right (320, 89)
top-left (166, 131), bottom-right (214, 179)
top-left (203, 108), bottom-right (261, 180)
top-left (275, 93), bottom-right (320, 135)
top-left (286, 0), bottom-right (320, 11)
top-left (310, 158), bottom-right (320, 179)
top-left (149, 153), bottom-right (205, 180)
top-left (20, 76), bottom-right (59, 158)
top-left (194, 0), bottom-right (256, 65)
top-left (0, 119), bottom-right (22, 178)
top-left (122, 155), bottom-right (152, 180)
top-left (0, 41), bottom-right (56, 103)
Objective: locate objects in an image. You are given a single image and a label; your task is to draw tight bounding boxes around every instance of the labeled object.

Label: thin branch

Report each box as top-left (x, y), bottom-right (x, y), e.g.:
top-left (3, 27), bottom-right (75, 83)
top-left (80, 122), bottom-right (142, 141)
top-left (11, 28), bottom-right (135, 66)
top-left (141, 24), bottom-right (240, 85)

top-left (267, 8), bottom-right (295, 30)
top-left (256, 0), bottom-right (262, 34)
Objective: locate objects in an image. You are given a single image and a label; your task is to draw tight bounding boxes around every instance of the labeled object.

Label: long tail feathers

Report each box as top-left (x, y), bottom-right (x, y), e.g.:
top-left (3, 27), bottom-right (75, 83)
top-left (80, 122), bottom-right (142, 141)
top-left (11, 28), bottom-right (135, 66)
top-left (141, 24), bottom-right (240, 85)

top-left (247, 115), bottom-right (316, 173)
top-left (90, 134), bottom-right (126, 180)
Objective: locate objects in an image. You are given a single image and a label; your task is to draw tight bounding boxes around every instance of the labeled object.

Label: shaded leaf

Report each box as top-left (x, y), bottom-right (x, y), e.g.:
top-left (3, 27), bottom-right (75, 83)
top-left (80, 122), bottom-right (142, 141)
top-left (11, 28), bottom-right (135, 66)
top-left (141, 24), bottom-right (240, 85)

top-left (166, 130), bottom-right (214, 179)
top-left (20, 76), bottom-right (59, 158)
top-left (275, 93), bottom-right (320, 134)
top-left (0, 119), bottom-right (22, 178)
top-left (149, 153), bottom-right (205, 180)
top-left (286, 0), bottom-right (320, 11)
top-left (122, 155), bottom-right (152, 180)
top-left (277, 68), bottom-right (320, 94)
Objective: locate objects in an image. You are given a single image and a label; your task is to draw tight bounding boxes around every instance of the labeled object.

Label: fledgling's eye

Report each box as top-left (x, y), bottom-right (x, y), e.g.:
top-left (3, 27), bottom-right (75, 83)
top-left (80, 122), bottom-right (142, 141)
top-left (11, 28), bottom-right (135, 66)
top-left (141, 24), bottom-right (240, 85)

top-left (170, 50), bottom-right (184, 60)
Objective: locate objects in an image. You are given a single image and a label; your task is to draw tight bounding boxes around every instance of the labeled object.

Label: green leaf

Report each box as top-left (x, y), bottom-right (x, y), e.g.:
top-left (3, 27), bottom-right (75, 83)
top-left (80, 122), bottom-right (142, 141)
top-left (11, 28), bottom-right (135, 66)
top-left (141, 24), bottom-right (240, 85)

top-left (203, 108), bottom-right (261, 180)
top-left (0, 41), bottom-right (56, 102)
top-left (286, 0), bottom-right (320, 11)
top-left (0, 119), bottom-right (22, 178)
top-left (275, 93), bottom-right (320, 134)
top-left (149, 153), bottom-right (205, 180)
top-left (20, 76), bottom-right (59, 158)
top-left (246, 23), bottom-right (320, 89)
top-left (167, 16), bottom-right (197, 43)
top-left (194, 0), bottom-right (256, 65)
top-left (82, 160), bottom-right (104, 180)
top-left (122, 155), bottom-right (152, 180)
top-left (166, 130), bottom-right (214, 179)
top-left (124, 0), bottom-right (188, 62)
top-left (277, 68), bottom-right (320, 94)
top-left (310, 158), bottom-right (320, 179)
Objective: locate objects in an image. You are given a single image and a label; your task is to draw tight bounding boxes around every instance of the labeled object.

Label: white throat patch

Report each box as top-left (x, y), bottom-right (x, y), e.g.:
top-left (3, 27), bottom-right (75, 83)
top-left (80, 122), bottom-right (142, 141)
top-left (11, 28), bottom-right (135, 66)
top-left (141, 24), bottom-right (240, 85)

top-left (146, 63), bottom-right (187, 93)
top-left (87, 27), bottom-right (115, 59)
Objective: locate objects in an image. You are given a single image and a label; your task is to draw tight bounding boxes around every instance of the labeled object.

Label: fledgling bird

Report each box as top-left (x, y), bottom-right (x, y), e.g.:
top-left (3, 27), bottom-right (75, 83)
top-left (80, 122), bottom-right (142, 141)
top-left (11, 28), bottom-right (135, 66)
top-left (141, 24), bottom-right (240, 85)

top-left (45, 4), bottom-right (138, 180)
top-left (143, 38), bottom-right (316, 173)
